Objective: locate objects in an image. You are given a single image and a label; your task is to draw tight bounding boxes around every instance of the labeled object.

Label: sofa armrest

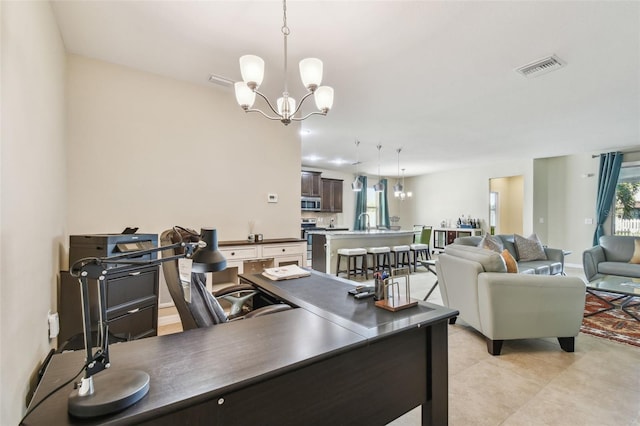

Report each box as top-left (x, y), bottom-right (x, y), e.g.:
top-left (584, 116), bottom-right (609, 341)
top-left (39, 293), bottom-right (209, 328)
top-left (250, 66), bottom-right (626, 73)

top-left (477, 273), bottom-right (586, 340)
top-left (544, 247), bottom-right (564, 263)
top-left (583, 246), bottom-right (605, 281)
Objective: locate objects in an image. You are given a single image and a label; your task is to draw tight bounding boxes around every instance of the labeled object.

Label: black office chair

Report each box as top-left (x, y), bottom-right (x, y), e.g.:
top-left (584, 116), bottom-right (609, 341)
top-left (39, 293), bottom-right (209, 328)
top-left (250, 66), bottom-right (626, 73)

top-left (160, 228), bottom-right (290, 331)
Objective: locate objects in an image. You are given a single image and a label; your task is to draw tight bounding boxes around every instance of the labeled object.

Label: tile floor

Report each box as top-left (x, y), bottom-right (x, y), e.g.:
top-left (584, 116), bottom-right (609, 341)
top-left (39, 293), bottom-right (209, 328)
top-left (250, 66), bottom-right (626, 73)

top-left (158, 265), bottom-right (640, 426)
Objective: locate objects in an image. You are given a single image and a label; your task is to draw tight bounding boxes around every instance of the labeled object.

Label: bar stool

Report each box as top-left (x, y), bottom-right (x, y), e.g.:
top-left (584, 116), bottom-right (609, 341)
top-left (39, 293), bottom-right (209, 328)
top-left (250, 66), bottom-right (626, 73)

top-left (367, 246), bottom-right (391, 274)
top-left (391, 245), bottom-right (411, 271)
top-left (410, 243), bottom-right (430, 272)
top-left (336, 248), bottom-right (369, 280)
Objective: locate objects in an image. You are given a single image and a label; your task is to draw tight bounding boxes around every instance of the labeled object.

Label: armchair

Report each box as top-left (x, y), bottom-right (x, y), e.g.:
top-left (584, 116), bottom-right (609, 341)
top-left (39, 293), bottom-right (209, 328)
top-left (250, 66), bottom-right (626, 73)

top-left (160, 228), bottom-right (290, 330)
top-left (436, 244), bottom-right (586, 355)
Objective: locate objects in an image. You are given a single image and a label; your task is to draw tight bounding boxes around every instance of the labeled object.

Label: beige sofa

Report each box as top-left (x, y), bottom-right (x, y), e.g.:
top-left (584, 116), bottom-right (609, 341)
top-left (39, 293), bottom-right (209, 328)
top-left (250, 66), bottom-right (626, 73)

top-left (436, 244), bottom-right (586, 355)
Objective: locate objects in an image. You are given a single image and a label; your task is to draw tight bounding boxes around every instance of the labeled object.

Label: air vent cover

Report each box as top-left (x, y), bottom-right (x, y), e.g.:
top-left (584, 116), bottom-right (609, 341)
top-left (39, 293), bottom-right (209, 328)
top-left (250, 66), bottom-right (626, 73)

top-left (208, 74), bottom-right (234, 87)
top-left (515, 55), bottom-right (565, 78)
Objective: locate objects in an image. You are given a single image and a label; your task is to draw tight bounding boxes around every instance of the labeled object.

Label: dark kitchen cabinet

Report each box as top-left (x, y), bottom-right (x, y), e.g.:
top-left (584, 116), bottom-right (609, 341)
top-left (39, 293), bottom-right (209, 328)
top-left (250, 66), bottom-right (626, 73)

top-left (58, 265), bottom-right (159, 350)
top-left (301, 171), bottom-right (322, 197)
top-left (321, 178), bottom-right (343, 212)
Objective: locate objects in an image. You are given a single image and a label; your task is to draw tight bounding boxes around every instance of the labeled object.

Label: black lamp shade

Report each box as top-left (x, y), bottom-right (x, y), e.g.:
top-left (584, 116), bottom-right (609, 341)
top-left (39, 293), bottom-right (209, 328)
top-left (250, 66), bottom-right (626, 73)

top-left (191, 228), bottom-right (227, 272)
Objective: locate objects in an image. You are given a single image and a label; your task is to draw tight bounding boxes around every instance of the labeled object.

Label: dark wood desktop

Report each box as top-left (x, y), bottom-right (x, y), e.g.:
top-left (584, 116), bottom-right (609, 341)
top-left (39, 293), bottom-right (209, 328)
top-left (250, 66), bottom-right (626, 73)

top-left (24, 270), bottom-right (457, 425)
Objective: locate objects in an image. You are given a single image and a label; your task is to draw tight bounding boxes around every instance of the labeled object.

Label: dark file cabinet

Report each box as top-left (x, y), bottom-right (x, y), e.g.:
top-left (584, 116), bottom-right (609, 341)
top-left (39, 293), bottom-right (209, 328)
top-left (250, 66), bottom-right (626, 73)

top-left (58, 264), bottom-right (159, 351)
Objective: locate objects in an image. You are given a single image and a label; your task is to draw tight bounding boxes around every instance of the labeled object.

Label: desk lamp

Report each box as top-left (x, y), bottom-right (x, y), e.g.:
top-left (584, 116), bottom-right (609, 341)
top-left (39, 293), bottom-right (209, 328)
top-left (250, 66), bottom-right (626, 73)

top-left (68, 227), bottom-right (226, 418)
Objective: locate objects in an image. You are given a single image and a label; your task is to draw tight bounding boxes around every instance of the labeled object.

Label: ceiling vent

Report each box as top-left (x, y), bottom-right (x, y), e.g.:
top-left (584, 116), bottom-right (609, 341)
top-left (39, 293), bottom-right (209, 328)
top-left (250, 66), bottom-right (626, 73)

top-left (208, 74), bottom-right (234, 87)
top-left (515, 55), bottom-right (565, 78)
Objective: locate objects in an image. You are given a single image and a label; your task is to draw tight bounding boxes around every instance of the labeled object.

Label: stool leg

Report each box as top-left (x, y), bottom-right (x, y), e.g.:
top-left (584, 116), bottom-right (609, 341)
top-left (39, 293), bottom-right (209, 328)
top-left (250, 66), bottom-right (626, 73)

top-left (363, 255), bottom-right (368, 279)
top-left (336, 254), bottom-right (341, 277)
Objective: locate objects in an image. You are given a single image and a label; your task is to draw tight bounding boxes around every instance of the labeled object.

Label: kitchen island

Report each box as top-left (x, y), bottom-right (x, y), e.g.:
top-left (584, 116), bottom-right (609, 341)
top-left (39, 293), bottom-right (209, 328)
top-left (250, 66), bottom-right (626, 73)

top-left (309, 229), bottom-right (416, 274)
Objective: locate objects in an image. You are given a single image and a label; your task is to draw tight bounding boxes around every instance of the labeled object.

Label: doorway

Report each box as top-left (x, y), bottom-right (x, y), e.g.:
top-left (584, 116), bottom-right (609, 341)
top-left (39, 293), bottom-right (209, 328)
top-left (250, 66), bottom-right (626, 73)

top-left (489, 176), bottom-right (524, 235)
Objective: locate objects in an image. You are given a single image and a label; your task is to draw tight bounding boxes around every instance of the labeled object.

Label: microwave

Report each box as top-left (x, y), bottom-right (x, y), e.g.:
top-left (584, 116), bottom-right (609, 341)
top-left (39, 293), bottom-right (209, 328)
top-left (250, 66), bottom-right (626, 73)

top-left (301, 196), bottom-right (321, 211)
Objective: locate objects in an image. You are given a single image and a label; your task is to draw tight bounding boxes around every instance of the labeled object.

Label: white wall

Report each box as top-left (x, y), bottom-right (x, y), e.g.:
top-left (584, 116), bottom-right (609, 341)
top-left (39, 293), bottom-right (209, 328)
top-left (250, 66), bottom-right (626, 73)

top-left (65, 55), bottom-right (301, 251)
top-left (1, 2), bottom-right (67, 424)
top-left (406, 159), bottom-right (535, 233)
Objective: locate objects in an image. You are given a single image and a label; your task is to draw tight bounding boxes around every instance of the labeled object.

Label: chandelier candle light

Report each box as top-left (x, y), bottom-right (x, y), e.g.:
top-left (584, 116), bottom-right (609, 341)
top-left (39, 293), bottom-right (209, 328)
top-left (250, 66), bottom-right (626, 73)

top-left (234, 0), bottom-right (334, 125)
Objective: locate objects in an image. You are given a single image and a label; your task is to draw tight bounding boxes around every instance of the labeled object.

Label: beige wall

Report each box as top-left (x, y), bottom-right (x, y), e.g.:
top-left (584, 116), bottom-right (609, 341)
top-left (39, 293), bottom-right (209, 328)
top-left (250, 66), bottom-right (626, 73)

top-left (65, 55), bottom-right (301, 250)
top-left (1, 2), bottom-right (67, 424)
top-left (490, 175), bottom-right (524, 235)
top-left (406, 159), bottom-right (535, 234)
top-left (66, 55), bottom-right (302, 304)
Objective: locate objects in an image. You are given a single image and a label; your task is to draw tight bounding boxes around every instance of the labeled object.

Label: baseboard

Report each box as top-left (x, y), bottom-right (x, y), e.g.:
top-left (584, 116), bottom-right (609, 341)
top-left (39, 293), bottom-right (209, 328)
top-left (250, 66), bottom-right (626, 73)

top-left (158, 313), bottom-right (180, 326)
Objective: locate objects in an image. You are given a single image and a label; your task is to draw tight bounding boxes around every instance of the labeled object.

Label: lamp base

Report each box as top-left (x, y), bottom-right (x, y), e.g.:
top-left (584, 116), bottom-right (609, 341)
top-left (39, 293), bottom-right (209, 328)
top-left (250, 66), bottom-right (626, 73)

top-left (68, 369), bottom-right (150, 418)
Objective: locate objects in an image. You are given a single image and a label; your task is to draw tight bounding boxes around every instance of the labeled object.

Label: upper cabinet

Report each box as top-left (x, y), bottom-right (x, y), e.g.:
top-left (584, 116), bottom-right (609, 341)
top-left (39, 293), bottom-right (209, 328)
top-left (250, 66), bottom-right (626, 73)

top-left (301, 171), bottom-right (322, 197)
top-left (321, 178), bottom-right (343, 213)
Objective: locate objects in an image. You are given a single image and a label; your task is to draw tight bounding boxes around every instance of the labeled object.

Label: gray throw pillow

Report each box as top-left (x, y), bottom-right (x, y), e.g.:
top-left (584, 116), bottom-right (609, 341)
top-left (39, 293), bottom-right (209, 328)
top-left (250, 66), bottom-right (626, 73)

top-left (477, 234), bottom-right (503, 253)
top-left (514, 233), bottom-right (547, 261)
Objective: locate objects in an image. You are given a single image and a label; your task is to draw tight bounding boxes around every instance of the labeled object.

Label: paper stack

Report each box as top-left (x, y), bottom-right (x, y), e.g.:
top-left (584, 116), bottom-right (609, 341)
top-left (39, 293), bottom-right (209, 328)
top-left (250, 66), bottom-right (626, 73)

top-left (262, 265), bottom-right (311, 281)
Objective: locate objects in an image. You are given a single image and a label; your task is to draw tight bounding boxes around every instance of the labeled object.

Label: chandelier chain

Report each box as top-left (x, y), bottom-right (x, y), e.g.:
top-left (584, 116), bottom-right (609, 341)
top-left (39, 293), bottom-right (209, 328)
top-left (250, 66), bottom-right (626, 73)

top-left (282, 0), bottom-right (289, 94)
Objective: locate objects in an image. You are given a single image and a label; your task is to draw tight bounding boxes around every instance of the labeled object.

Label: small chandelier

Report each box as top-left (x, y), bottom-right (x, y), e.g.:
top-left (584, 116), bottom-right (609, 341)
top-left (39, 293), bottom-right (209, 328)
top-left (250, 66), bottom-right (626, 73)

top-left (234, 0), bottom-right (334, 126)
top-left (393, 148), bottom-right (412, 200)
top-left (351, 140), bottom-right (363, 192)
top-left (373, 144), bottom-right (384, 192)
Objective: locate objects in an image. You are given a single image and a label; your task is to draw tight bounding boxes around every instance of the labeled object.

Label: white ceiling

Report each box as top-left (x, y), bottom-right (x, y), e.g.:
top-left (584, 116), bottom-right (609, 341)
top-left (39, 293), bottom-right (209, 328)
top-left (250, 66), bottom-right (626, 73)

top-left (51, 0), bottom-right (640, 177)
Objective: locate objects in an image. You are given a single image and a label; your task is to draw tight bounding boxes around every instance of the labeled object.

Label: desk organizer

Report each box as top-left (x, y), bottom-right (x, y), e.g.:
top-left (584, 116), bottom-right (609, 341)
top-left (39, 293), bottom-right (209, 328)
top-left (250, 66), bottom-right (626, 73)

top-left (375, 268), bottom-right (418, 312)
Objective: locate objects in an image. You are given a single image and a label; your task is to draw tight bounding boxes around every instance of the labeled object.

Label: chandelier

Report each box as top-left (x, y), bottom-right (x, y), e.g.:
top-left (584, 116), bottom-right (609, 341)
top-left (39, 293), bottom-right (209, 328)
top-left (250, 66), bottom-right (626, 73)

top-left (234, 0), bottom-right (334, 126)
top-left (393, 148), bottom-right (412, 200)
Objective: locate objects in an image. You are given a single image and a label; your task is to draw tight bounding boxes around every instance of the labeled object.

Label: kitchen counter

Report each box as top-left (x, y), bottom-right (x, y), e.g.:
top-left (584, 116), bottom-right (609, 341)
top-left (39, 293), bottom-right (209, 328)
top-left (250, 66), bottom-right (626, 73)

top-left (219, 237), bottom-right (304, 247)
top-left (309, 230), bottom-right (416, 274)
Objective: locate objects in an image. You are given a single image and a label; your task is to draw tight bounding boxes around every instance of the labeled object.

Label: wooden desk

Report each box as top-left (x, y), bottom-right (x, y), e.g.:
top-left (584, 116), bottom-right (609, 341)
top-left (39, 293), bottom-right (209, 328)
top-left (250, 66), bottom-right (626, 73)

top-left (24, 271), bottom-right (457, 426)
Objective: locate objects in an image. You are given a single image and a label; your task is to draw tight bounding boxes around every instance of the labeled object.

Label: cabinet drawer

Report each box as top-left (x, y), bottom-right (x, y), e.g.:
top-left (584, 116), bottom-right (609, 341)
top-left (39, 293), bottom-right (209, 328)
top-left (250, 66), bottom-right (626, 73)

top-left (109, 304), bottom-right (157, 341)
top-left (262, 244), bottom-right (305, 257)
top-left (106, 267), bottom-right (158, 315)
top-left (220, 246), bottom-right (259, 261)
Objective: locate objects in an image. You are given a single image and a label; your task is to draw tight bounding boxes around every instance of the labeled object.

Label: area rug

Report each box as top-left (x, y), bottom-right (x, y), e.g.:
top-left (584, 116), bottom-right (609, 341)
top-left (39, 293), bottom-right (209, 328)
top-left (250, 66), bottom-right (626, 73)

top-left (581, 291), bottom-right (640, 348)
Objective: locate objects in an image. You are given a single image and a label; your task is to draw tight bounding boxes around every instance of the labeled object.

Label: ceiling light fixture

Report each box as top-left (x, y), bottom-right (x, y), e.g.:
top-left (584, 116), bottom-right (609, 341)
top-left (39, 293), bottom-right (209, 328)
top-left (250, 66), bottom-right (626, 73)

top-left (351, 140), bottom-right (363, 192)
top-left (234, 0), bottom-right (334, 126)
top-left (393, 148), bottom-right (404, 196)
top-left (393, 149), bottom-right (412, 200)
top-left (373, 144), bottom-right (384, 192)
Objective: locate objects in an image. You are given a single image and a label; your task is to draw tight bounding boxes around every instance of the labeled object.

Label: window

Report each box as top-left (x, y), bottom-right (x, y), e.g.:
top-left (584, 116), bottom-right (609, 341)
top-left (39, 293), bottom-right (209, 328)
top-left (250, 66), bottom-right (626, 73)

top-left (366, 187), bottom-right (378, 228)
top-left (613, 161), bottom-right (640, 236)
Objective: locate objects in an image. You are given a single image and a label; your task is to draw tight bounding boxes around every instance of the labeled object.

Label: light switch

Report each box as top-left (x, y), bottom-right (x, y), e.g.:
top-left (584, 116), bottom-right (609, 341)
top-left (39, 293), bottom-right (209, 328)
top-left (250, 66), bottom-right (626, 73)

top-left (267, 193), bottom-right (278, 203)
top-left (585, 218), bottom-right (593, 225)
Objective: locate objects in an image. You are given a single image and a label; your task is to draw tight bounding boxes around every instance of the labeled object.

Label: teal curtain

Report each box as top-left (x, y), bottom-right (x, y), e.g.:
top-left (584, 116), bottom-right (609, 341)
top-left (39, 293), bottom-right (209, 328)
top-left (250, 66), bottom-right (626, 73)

top-left (377, 178), bottom-right (390, 228)
top-left (593, 152), bottom-right (623, 246)
top-left (353, 176), bottom-right (368, 230)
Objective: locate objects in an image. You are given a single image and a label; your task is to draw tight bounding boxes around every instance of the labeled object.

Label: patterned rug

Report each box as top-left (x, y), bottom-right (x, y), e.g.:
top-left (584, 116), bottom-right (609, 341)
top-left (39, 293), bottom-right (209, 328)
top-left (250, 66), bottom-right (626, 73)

top-left (581, 291), bottom-right (640, 348)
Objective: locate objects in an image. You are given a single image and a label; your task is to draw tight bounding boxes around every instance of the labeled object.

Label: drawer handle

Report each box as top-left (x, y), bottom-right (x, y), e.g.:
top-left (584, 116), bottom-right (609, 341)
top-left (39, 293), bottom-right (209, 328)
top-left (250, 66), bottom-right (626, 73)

top-left (129, 271), bottom-right (141, 276)
top-left (127, 308), bottom-right (140, 314)
top-left (231, 252), bottom-right (235, 256)
top-left (282, 248), bottom-right (286, 252)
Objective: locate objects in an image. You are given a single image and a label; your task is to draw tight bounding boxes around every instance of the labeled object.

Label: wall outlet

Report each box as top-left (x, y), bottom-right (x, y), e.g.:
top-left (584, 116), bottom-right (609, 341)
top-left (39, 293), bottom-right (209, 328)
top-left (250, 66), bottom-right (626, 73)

top-left (48, 310), bottom-right (59, 339)
top-left (539, 217), bottom-right (545, 224)
top-left (267, 193), bottom-right (278, 203)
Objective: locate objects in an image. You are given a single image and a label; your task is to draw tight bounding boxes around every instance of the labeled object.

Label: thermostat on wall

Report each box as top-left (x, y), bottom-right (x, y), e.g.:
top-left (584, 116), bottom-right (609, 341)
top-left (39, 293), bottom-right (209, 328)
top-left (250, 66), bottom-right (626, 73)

top-left (268, 193), bottom-right (278, 203)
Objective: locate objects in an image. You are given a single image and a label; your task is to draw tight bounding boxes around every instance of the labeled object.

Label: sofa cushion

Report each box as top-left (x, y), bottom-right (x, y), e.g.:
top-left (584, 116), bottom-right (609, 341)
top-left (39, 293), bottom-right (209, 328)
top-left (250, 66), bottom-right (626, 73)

top-left (501, 249), bottom-right (518, 273)
top-left (598, 261), bottom-right (640, 278)
top-left (514, 234), bottom-right (547, 261)
top-left (629, 239), bottom-right (640, 264)
top-left (517, 260), bottom-right (563, 275)
top-left (478, 234), bottom-right (504, 252)
top-left (599, 235), bottom-right (637, 262)
top-left (444, 244), bottom-right (507, 273)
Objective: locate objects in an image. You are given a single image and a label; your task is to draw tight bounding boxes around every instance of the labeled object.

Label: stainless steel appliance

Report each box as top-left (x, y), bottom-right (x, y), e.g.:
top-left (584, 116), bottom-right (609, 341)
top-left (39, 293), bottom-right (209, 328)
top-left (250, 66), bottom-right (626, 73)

top-left (301, 218), bottom-right (324, 263)
top-left (301, 196), bottom-right (321, 211)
